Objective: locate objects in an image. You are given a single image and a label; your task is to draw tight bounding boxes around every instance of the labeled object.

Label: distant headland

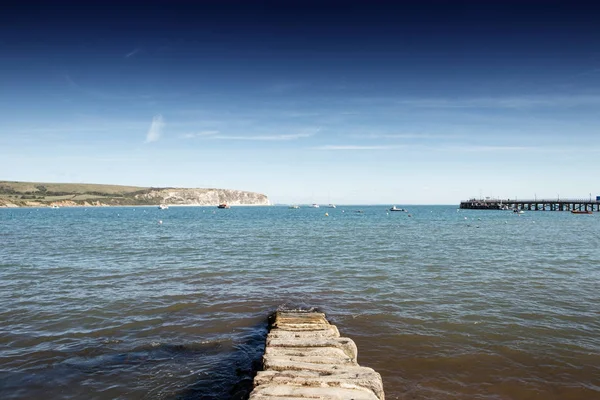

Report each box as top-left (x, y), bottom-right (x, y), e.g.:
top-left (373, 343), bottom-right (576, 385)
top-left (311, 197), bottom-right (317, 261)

top-left (0, 181), bottom-right (270, 208)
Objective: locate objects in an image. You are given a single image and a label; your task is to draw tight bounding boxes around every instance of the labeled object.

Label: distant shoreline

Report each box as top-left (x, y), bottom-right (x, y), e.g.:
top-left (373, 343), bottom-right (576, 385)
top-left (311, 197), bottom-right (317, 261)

top-left (0, 180), bottom-right (270, 208)
top-left (0, 203), bottom-right (273, 209)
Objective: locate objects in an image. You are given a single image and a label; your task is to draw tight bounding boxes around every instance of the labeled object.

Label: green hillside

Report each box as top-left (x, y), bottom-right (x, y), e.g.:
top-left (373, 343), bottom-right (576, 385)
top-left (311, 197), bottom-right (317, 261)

top-left (0, 181), bottom-right (157, 206)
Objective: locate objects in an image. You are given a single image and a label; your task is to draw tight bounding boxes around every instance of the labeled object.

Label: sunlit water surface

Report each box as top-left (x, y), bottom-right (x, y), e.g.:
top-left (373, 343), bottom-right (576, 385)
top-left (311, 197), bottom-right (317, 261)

top-left (1, 206), bottom-right (599, 399)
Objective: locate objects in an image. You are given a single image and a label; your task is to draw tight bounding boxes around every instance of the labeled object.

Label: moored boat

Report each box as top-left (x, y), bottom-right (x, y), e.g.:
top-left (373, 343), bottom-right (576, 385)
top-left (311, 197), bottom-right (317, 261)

top-left (158, 204), bottom-right (168, 210)
top-left (217, 204), bottom-right (230, 209)
top-left (571, 210), bottom-right (592, 214)
top-left (389, 205), bottom-right (405, 212)
top-left (289, 205), bottom-right (300, 209)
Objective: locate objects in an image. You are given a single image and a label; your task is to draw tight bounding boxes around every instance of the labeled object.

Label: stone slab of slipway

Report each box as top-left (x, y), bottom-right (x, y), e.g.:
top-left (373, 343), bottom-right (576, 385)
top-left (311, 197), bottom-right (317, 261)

top-left (249, 311), bottom-right (384, 400)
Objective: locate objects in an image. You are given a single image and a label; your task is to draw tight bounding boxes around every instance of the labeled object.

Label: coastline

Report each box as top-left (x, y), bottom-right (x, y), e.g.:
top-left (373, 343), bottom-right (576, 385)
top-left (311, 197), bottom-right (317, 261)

top-left (0, 181), bottom-right (271, 209)
top-left (0, 203), bottom-right (273, 209)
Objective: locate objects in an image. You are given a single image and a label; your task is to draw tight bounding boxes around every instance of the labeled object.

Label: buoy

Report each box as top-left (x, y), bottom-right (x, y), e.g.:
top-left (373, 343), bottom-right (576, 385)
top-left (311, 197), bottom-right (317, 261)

top-left (464, 217), bottom-right (468, 220)
top-left (325, 212), bottom-right (329, 217)
top-left (158, 220), bottom-right (163, 224)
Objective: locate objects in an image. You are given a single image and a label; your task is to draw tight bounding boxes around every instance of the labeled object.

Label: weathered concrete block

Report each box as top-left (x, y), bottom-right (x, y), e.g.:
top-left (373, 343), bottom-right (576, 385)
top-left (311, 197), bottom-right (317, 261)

top-left (249, 384), bottom-right (380, 400)
top-left (249, 311), bottom-right (385, 400)
top-left (265, 346), bottom-right (353, 363)
top-left (267, 325), bottom-right (340, 339)
top-left (254, 369), bottom-right (385, 400)
top-left (266, 337), bottom-right (358, 361)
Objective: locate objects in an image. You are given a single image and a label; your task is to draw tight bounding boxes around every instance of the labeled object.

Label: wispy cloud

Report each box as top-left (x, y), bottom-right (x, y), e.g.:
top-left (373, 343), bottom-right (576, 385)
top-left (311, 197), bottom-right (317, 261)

top-left (394, 95), bottom-right (600, 109)
top-left (145, 115), bottom-right (165, 143)
top-left (354, 133), bottom-right (465, 140)
top-left (181, 128), bottom-right (320, 141)
top-left (181, 130), bottom-right (220, 139)
top-left (65, 74), bottom-right (153, 101)
top-left (314, 145), bottom-right (400, 150)
top-left (313, 143), bottom-right (545, 152)
top-left (437, 144), bottom-right (600, 153)
top-left (125, 48), bottom-right (141, 58)
top-left (266, 81), bottom-right (304, 93)
top-left (213, 132), bottom-right (315, 141)
top-left (440, 145), bottom-right (532, 152)
top-left (346, 94), bottom-right (600, 110)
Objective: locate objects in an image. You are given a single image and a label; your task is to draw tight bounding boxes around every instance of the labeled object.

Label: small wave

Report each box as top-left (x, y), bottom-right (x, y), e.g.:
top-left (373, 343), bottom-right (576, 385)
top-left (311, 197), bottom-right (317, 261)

top-left (276, 303), bottom-right (322, 313)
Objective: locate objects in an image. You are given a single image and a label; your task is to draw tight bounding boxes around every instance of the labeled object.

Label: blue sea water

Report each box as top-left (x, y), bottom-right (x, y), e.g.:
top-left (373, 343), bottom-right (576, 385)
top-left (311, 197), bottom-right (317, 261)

top-left (1, 205), bottom-right (599, 399)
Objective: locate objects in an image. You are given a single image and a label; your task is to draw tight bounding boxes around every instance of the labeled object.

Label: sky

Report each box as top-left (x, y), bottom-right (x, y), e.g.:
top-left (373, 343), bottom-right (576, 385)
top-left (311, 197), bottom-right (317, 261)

top-left (1, 1), bottom-right (600, 204)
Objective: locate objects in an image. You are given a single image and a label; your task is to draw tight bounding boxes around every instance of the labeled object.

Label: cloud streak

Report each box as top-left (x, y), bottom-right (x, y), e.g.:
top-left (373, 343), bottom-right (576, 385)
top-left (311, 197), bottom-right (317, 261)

top-left (346, 94), bottom-right (600, 110)
top-left (65, 74), bottom-right (153, 101)
top-left (395, 95), bottom-right (600, 109)
top-left (181, 130), bottom-right (220, 139)
top-left (181, 128), bottom-right (320, 141)
top-left (312, 143), bottom-right (600, 153)
top-left (212, 132), bottom-right (315, 141)
top-left (314, 145), bottom-right (400, 150)
top-left (354, 133), bottom-right (465, 140)
top-left (439, 145), bottom-right (532, 152)
top-left (125, 48), bottom-right (141, 58)
top-left (145, 115), bottom-right (165, 143)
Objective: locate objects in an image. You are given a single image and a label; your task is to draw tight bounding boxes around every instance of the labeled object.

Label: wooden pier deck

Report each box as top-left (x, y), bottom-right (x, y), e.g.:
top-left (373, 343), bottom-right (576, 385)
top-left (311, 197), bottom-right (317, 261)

top-left (249, 311), bottom-right (385, 400)
top-left (460, 198), bottom-right (600, 212)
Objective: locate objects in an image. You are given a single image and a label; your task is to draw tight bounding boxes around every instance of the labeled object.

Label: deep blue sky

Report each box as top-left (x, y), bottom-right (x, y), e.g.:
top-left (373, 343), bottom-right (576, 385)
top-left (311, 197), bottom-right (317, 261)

top-left (2, 1), bottom-right (600, 204)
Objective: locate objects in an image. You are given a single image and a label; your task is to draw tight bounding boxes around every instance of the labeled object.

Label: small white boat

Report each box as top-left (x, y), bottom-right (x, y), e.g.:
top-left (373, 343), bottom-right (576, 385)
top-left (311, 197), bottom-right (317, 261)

top-left (389, 205), bottom-right (406, 212)
top-left (50, 205), bottom-right (59, 209)
top-left (310, 204), bottom-right (320, 208)
top-left (328, 204), bottom-right (336, 208)
top-left (158, 204), bottom-right (168, 210)
top-left (289, 205), bottom-right (300, 209)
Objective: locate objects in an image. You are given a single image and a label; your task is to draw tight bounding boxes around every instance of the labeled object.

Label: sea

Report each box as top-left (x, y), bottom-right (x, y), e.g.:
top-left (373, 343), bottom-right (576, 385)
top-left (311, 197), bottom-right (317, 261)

top-left (1, 205), bottom-right (599, 400)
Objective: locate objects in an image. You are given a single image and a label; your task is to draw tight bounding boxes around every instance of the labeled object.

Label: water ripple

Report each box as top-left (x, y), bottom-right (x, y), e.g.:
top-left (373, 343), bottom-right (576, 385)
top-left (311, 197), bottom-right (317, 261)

top-left (1, 206), bottom-right (599, 399)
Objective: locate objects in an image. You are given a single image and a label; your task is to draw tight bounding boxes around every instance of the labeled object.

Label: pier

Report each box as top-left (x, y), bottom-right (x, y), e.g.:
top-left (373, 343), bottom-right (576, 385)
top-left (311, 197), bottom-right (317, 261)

top-left (249, 311), bottom-right (385, 400)
top-left (460, 198), bottom-right (600, 212)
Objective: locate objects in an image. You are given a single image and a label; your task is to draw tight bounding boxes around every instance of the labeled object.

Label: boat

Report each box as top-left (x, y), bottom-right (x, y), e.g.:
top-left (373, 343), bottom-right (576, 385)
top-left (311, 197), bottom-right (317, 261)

top-left (50, 204), bottom-right (59, 209)
top-left (217, 204), bottom-right (230, 209)
top-left (571, 210), bottom-right (592, 214)
top-left (328, 204), bottom-right (336, 208)
top-left (513, 209), bottom-right (524, 214)
top-left (389, 205), bottom-right (406, 212)
top-left (310, 204), bottom-right (320, 208)
top-left (158, 204), bottom-right (168, 210)
top-left (289, 205), bottom-right (300, 209)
